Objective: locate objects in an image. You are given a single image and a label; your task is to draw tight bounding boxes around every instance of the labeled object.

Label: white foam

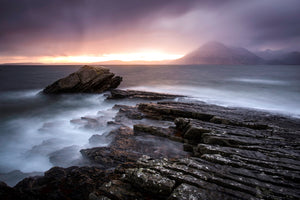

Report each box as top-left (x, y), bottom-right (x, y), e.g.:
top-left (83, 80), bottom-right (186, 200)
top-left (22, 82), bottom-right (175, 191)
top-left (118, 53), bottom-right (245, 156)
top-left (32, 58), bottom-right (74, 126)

top-left (0, 93), bottom-right (118, 173)
top-left (230, 78), bottom-right (289, 85)
top-left (0, 89), bottom-right (41, 100)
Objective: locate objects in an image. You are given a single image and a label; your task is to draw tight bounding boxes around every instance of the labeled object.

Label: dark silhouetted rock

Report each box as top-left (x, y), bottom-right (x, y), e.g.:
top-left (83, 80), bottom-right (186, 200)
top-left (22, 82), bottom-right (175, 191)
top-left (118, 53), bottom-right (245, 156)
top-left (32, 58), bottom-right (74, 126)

top-left (14, 166), bottom-right (109, 200)
top-left (0, 170), bottom-right (43, 187)
top-left (43, 65), bottom-right (122, 94)
top-left (0, 181), bottom-right (26, 200)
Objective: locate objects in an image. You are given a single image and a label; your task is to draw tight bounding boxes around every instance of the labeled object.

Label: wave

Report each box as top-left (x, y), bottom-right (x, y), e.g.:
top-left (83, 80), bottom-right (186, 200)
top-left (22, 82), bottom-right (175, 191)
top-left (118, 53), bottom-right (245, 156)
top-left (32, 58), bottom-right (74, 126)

top-left (0, 89), bottom-right (41, 101)
top-left (229, 78), bottom-right (289, 85)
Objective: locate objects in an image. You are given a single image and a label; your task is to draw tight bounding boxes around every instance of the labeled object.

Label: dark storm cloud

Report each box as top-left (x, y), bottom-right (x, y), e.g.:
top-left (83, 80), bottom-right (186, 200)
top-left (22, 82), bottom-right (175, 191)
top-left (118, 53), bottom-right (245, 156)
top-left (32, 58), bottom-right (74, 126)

top-left (0, 0), bottom-right (299, 57)
top-left (235, 0), bottom-right (300, 49)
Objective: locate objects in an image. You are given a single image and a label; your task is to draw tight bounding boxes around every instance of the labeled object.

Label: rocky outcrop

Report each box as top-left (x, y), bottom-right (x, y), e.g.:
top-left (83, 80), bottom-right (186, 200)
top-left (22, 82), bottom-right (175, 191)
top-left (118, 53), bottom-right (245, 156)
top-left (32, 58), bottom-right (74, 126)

top-left (43, 65), bottom-right (122, 94)
top-left (1, 90), bottom-right (299, 200)
top-left (80, 126), bottom-right (188, 169)
top-left (0, 166), bottom-right (111, 200)
top-left (90, 100), bottom-right (299, 199)
top-left (0, 170), bottom-right (43, 187)
top-left (107, 89), bottom-right (184, 100)
top-left (0, 181), bottom-right (25, 200)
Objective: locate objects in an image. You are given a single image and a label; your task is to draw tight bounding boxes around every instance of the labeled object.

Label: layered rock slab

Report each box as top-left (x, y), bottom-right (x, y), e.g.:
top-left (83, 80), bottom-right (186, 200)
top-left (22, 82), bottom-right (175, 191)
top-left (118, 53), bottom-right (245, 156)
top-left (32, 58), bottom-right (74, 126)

top-left (107, 89), bottom-right (185, 100)
top-left (43, 65), bottom-right (122, 94)
top-left (80, 126), bottom-right (188, 169)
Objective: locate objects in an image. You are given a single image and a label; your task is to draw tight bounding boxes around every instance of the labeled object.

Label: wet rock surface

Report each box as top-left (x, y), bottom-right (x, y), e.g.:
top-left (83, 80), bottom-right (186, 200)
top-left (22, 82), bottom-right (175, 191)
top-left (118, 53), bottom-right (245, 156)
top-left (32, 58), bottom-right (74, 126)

top-left (85, 99), bottom-right (300, 200)
top-left (1, 166), bottom-right (111, 200)
top-left (1, 90), bottom-right (300, 199)
top-left (107, 89), bottom-right (185, 100)
top-left (80, 126), bottom-right (188, 169)
top-left (43, 65), bottom-right (122, 94)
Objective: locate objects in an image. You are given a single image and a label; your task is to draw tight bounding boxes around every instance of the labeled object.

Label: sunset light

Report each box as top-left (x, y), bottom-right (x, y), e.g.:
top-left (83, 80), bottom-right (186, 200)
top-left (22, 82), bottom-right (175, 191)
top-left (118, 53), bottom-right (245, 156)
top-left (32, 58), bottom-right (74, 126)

top-left (1, 1), bottom-right (300, 198)
top-left (38, 52), bottom-right (184, 64)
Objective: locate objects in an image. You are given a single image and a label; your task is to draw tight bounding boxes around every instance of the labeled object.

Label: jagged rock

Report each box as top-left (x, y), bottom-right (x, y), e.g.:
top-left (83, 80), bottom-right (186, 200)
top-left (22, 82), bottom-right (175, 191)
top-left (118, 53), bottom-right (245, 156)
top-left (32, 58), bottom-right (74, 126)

top-left (43, 65), bottom-right (122, 94)
top-left (1, 97), bottom-right (300, 200)
top-left (0, 170), bottom-right (43, 187)
top-left (168, 183), bottom-right (205, 200)
top-left (134, 124), bottom-right (183, 142)
top-left (0, 181), bottom-right (25, 200)
top-left (98, 180), bottom-right (144, 200)
top-left (113, 105), bottom-right (144, 121)
top-left (107, 89), bottom-right (184, 100)
top-left (125, 168), bottom-right (175, 196)
top-left (89, 193), bottom-right (112, 200)
top-left (81, 126), bottom-right (188, 168)
top-left (80, 127), bottom-right (140, 168)
top-left (136, 156), bottom-right (300, 199)
top-left (14, 166), bottom-right (109, 200)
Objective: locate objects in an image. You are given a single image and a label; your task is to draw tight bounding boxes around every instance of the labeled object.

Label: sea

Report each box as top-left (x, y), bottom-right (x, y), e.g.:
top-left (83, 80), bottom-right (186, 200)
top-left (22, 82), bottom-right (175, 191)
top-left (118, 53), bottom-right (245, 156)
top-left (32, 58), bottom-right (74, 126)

top-left (0, 64), bottom-right (300, 185)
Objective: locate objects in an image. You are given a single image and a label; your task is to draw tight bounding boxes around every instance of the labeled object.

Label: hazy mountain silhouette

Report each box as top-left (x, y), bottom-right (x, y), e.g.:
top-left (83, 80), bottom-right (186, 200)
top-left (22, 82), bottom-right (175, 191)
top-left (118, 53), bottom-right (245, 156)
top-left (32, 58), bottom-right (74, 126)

top-left (278, 52), bottom-right (300, 64)
top-left (255, 49), bottom-right (287, 60)
top-left (258, 50), bottom-right (300, 65)
top-left (175, 41), bottom-right (263, 65)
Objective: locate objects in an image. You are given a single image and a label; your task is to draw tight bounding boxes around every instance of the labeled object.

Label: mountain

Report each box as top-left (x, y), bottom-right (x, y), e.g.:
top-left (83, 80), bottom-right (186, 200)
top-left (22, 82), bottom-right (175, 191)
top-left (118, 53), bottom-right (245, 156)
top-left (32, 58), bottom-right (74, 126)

top-left (175, 41), bottom-right (263, 65)
top-left (279, 52), bottom-right (300, 65)
top-left (255, 49), bottom-right (286, 60)
top-left (256, 49), bottom-right (300, 65)
top-left (92, 60), bottom-right (170, 65)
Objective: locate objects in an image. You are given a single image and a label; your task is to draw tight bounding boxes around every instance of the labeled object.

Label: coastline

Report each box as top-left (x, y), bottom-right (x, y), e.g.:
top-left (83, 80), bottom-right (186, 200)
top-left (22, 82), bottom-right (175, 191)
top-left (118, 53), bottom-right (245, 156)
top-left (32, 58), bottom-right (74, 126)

top-left (1, 89), bottom-right (299, 200)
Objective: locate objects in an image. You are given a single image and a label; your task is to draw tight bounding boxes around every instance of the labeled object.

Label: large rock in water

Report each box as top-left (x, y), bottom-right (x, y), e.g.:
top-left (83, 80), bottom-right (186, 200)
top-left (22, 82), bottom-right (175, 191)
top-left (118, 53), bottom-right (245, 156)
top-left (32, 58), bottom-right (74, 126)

top-left (43, 65), bottom-right (122, 94)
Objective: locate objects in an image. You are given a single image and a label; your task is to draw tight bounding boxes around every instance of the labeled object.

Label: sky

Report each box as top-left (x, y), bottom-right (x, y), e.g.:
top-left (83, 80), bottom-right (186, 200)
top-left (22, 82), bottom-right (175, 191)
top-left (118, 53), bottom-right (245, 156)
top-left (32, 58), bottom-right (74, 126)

top-left (0, 0), bottom-right (299, 63)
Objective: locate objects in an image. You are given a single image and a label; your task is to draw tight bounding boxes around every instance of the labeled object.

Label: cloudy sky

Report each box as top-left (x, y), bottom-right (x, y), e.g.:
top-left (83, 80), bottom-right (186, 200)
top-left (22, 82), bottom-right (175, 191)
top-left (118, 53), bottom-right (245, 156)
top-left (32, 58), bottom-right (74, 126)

top-left (0, 0), bottom-right (299, 63)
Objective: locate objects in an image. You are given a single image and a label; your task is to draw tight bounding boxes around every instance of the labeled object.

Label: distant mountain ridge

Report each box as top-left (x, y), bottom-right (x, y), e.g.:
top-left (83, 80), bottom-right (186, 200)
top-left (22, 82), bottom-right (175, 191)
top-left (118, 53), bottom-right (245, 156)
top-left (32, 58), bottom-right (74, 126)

top-left (256, 49), bottom-right (300, 65)
top-left (2, 41), bottom-right (299, 65)
top-left (175, 41), bottom-right (263, 65)
top-left (175, 41), bottom-right (300, 65)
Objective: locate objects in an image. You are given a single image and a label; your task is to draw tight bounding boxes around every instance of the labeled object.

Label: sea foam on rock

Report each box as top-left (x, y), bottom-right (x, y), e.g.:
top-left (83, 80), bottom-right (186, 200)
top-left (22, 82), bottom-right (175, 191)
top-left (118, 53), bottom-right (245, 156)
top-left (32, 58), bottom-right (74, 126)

top-left (43, 65), bottom-right (122, 94)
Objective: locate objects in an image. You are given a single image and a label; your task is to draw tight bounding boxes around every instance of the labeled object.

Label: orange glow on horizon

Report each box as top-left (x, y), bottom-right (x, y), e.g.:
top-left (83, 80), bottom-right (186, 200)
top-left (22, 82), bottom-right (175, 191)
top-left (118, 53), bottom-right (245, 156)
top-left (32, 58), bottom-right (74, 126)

top-left (0, 52), bottom-right (184, 64)
top-left (38, 52), bottom-right (184, 64)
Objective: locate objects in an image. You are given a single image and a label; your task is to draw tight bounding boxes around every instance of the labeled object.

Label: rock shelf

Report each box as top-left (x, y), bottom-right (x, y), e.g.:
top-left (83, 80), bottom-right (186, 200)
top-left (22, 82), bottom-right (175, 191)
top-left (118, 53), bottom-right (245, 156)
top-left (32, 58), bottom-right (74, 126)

top-left (1, 89), bottom-right (299, 200)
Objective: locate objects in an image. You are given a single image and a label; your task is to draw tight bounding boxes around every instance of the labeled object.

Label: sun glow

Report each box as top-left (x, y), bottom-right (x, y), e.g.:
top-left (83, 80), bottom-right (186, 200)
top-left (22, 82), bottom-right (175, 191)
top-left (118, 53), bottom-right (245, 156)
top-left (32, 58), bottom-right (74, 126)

top-left (39, 52), bottom-right (183, 64)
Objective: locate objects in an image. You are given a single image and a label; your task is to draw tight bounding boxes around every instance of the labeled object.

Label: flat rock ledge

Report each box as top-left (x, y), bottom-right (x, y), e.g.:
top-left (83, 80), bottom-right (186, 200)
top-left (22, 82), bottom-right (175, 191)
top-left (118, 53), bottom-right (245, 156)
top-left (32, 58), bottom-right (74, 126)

top-left (43, 65), bottom-right (122, 94)
top-left (1, 91), bottom-right (300, 200)
top-left (107, 89), bottom-right (185, 100)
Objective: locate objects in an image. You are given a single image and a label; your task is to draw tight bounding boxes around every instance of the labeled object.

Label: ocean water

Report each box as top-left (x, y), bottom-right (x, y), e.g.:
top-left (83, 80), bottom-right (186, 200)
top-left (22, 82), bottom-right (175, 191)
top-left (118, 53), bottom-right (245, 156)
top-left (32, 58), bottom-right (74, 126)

top-left (0, 64), bottom-right (300, 185)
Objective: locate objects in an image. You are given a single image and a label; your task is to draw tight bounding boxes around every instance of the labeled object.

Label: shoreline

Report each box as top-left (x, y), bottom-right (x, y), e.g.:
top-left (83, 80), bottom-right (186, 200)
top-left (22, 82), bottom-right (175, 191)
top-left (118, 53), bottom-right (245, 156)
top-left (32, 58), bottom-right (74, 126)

top-left (1, 89), bottom-right (300, 199)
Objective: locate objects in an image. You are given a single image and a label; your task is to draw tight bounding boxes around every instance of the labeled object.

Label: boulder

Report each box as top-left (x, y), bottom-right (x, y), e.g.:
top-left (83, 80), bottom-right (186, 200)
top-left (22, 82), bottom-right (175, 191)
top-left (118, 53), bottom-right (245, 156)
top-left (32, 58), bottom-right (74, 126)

top-left (43, 65), bottom-right (122, 94)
